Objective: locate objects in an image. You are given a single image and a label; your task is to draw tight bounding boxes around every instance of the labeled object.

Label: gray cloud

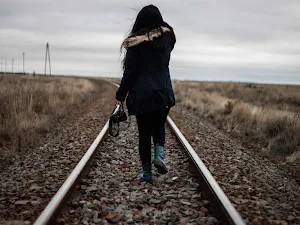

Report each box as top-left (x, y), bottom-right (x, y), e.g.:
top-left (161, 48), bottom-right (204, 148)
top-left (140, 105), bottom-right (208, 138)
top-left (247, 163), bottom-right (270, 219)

top-left (0, 0), bottom-right (300, 83)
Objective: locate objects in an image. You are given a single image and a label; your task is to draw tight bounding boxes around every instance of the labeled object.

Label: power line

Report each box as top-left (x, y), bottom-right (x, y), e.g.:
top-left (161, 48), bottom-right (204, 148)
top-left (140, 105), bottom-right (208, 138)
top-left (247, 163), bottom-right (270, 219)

top-left (44, 43), bottom-right (51, 75)
top-left (23, 52), bottom-right (25, 74)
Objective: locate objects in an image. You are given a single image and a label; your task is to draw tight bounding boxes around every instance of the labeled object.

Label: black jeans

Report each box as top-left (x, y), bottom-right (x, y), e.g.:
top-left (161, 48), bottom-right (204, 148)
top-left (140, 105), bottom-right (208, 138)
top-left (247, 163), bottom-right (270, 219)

top-left (136, 109), bottom-right (169, 164)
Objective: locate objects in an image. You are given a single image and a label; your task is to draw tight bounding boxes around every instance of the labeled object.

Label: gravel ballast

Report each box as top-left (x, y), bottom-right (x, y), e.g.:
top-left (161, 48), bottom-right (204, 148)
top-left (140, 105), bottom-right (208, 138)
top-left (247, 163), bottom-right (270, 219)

top-left (0, 82), bottom-right (115, 224)
top-left (170, 106), bottom-right (300, 225)
top-left (56, 120), bottom-right (218, 225)
top-left (2, 82), bottom-right (298, 225)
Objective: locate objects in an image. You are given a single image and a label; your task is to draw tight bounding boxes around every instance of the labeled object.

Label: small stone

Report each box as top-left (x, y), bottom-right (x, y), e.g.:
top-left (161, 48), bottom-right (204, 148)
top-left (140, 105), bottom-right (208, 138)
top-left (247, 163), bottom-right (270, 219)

top-left (152, 190), bottom-right (160, 196)
top-left (149, 198), bottom-right (161, 204)
top-left (125, 212), bottom-right (133, 223)
top-left (86, 201), bottom-right (93, 208)
top-left (198, 211), bottom-right (206, 217)
top-left (207, 217), bottom-right (219, 224)
top-left (93, 200), bottom-right (101, 206)
top-left (104, 163), bottom-right (111, 168)
top-left (171, 176), bottom-right (179, 182)
top-left (165, 201), bottom-right (173, 207)
top-left (164, 194), bottom-right (177, 199)
top-left (15, 200), bottom-right (30, 205)
top-left (126, 218), bottom-right (133, 223)
top-left (29, 185), bottom-right (42, 191)
top-left (93, 212), bottom-right (102, 223)
top-left (100, 197), bottom-right (109, 203)
top-left (256, 199), bottom-right (268, 206)
top-left (133, 214), bottom-right (142, 222)
top-left (30, 200), bottom-right (41, 205)
top-left (192, 194), bottom-right (201, 199)
top-left (180, 199), bottom-right (192, 205)
top-left (165, 179), bottom-right (174, 184)
top-left (100, 210), bottom-right (109, 217)
top-left (79, 200), bottom-right (86, 205)
top-left (111, 160), bottom-right (118, 165)
top-left (20, 211), bottom-right (31, 216)
top-left (180, 217), bottom-right (189, 223)
top-left (68, 201), bottom-right (80, 208)
top-left (105, 212), bottom-right (122, 223)
top-left (287, 215), bottom-right (294, 221)
top-left (182, 210), bottom-right (191, 216)
top-left (141, 208), bottom-right (153, 217)
top-left (279, 221), bottom-right (288, 225)
top-left (87, 186), bottom-right (97, 192)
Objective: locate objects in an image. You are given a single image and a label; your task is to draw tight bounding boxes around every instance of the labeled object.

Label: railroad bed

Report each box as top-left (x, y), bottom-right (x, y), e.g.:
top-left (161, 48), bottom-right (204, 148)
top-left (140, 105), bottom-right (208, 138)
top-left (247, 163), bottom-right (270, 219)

top-left (2, 80), bottom-right (299, 225)
top-left (56, 120), bottom-right (219, 225)
top-left (32, 82), bottom-right (244, 225)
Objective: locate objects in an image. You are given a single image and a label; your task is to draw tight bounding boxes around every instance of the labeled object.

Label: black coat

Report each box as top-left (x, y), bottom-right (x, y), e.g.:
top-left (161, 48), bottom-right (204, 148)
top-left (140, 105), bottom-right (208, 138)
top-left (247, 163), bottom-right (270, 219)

top-left (116, 29), bottom-right (176, 115)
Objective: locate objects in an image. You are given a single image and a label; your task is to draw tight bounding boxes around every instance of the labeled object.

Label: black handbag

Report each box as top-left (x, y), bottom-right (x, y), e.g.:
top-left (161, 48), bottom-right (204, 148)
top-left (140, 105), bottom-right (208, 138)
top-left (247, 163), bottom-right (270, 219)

top-left (109, 102), bottom-right (127, 137)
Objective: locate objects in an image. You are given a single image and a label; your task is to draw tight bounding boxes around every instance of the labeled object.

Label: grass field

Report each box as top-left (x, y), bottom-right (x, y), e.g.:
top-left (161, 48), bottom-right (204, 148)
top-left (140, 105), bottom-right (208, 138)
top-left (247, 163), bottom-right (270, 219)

top-left (173, 81), bottom-right (300, 162)
top-left (0, 74), bottom-right (97, 162)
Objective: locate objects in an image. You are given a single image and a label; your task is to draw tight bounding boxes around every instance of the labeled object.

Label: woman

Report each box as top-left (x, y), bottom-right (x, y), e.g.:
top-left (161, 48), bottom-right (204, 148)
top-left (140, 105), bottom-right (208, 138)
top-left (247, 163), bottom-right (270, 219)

top-left (116, 5), bottom-right (176, 183)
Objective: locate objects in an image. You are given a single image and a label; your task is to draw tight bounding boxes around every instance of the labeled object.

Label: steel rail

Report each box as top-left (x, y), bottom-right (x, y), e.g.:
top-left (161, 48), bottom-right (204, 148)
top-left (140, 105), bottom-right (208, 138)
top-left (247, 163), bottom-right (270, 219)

top-left (110, 80), bottom-right (245, 224)
top-left (34, 80), bottom-right (245, 225)
top-left (34, 105), bottom-right (120, 225)
top-left (167, 117), bottom-right (246, 225)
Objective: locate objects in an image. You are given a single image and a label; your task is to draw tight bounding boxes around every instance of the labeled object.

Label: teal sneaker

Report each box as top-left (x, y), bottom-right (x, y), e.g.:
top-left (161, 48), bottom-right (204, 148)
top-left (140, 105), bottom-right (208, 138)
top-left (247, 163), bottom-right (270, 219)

top-left (153, 144), bottom-right (168, 174)
top-left (140, 163), bottom-right (152, 183)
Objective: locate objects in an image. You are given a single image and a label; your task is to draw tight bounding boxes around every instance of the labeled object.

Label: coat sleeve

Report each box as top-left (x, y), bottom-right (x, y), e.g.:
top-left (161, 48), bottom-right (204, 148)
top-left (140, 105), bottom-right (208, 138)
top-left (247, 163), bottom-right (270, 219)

top-left (116, 47), bottom-right (138, 102)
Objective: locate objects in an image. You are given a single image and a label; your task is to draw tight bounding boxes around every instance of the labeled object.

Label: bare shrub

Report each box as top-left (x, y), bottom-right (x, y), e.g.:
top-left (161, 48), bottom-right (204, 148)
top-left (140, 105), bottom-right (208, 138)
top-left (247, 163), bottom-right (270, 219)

top-left (0, 74), bottom-right (96, 162)
top-left (173, 80), bottom-right (300, 159)
top-left (224, 101), bottom-right (234, 114)
top-left (286, 151), bottom-right (300, 163)
top-left (262, 117), bottom-right (288, 138)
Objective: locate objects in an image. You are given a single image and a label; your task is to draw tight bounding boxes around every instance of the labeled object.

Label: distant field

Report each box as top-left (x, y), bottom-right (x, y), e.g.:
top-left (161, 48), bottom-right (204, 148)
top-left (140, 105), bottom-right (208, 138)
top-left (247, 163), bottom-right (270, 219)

top-left (173, 80), bottom-right (300, 162)
top-left (0, 74), bottom-right (96, 163)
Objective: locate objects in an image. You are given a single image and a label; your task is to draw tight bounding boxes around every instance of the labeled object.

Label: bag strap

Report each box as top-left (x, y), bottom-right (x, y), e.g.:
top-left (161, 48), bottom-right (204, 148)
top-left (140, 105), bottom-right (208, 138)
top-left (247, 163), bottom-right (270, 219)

top-left (108, 102), bottom-right (129, 137)
top-left (109, 117), bottom-right (119, 137)
top-left (109, 103), bottom-right (120, 137)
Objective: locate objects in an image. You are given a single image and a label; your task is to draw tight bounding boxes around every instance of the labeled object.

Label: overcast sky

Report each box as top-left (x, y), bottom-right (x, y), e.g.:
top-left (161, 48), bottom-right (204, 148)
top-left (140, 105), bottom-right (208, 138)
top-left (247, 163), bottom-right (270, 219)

top-left (1, 0), bottom-right (300, 83)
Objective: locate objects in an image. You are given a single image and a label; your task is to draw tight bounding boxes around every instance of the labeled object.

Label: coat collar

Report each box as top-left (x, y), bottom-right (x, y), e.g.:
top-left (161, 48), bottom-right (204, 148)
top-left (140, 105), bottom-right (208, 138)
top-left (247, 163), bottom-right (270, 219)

top-left (122, 26), bottom-right (171, 48)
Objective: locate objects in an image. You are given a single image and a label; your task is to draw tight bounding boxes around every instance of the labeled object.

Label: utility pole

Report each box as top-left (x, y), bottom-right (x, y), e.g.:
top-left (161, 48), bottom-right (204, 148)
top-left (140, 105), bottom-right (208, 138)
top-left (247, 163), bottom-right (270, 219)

top-left (5, 61), bottom-right (7, 73)
top-left (1, 62), bottom-right (2, 72)
top-left (44, 43), bottom-right (51, 75)
top-left (23, 52), bottom-right (25, 74)
top-left (12, 58), bottom-right (14, 73)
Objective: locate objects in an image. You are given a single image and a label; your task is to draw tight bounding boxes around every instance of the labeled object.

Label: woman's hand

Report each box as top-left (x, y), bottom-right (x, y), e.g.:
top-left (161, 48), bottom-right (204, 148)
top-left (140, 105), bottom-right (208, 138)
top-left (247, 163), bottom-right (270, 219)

top-left (116, 91), bottom-right (126, 102)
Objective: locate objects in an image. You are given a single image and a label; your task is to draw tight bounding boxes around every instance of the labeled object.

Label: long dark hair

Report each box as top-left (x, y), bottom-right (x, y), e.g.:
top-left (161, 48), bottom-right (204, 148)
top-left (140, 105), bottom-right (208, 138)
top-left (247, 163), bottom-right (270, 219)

top-left (121, 5), bottom-right (176, 70)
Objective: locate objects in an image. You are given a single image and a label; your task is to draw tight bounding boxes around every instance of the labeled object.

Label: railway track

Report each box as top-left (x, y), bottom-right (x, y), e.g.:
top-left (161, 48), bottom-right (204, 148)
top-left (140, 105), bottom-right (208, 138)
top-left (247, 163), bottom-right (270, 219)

top-left (33, 81), bottom-right (245, 225)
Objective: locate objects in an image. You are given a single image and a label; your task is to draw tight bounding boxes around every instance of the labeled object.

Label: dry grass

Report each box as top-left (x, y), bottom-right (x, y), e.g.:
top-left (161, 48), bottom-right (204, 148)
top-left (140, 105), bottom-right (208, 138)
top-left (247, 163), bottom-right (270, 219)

top-left (173, 80), bottom-right (300, 162)
top-left (0, 74), bottom-right (96, 161)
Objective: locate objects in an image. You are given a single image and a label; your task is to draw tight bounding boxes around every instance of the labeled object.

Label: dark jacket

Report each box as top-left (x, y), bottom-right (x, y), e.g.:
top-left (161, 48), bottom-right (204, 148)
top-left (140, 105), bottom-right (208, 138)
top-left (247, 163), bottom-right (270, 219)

top-left (116, 27), bottom-right (176, 115)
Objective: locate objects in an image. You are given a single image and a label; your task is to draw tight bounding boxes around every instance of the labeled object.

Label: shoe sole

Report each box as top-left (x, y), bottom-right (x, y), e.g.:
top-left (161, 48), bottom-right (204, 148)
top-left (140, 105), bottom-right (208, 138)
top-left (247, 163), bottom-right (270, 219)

top-left (140, 177), bottom-right (153, 184)
top-left (140, 174), bottom-right (153, 184)
top-left (154, 159), bottom-right (168, 174)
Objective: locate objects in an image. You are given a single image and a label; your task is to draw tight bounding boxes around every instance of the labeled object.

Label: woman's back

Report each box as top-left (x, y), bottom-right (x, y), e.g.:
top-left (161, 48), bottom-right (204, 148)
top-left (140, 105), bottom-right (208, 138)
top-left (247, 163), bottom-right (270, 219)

top-left (117, 26), bottom-right (175, 115)
top-left (131, 32), bottom-right (173, 73)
